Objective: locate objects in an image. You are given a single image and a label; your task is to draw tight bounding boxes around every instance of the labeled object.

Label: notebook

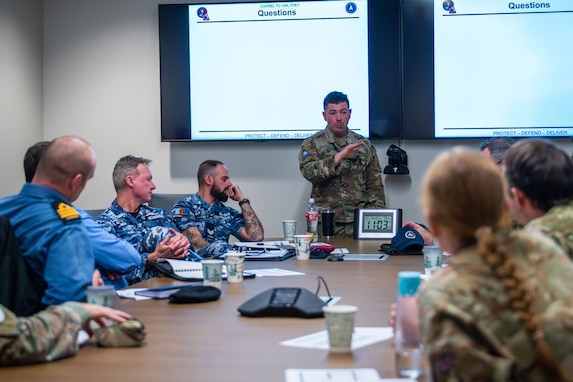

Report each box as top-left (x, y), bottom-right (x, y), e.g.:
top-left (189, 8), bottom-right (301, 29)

top-left (154, 258), bottom-right (255, 281)
top-left (227, 241), bottom-right (295, 261)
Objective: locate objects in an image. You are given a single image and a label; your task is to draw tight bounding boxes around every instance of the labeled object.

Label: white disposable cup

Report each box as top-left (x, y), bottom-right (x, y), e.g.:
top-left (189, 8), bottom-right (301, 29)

top-left (201, 259), bottom-right (224, 289)
top-left (224, 251), bottom-right (245, 284)
top-left (282, 220), bottom-right (297, 240)
top-left (293, 234), bottom-right (313, 260)
top-left (423, 245), bottom-right (443, 278)
top-left (322, 305), bottom-right (358, 352)
top-left (86, 285), bottom-right (115, 308)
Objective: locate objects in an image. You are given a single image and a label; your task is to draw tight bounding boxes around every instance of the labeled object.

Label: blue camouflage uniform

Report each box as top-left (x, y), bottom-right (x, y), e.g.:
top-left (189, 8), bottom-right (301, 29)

top-left (79, 209), bottom-right (140, 289)
top-left (97, 199), bottom-right (201, 284)
top-left (0, 184), bottom-right (94, 306)
top-left (171, 193), bottom-right (245, 257)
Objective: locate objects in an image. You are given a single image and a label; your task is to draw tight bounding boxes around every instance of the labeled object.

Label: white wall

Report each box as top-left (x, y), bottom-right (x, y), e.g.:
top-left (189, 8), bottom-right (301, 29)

top-left (0, 0), bottom-right (43, 195)
top-left (2, 0), bottom-right (572, 238)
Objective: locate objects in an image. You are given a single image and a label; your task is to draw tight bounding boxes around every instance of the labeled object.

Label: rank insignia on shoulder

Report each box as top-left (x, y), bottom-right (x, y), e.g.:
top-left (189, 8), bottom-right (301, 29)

top-left (52, 201), bottom-right (80, 222)
top-left (172, 208), bottom-right (190, 217)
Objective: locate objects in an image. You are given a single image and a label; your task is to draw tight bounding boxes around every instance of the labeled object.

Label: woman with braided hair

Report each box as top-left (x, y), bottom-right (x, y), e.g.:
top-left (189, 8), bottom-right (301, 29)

top-left (418, 147), bottom-right (573, 381)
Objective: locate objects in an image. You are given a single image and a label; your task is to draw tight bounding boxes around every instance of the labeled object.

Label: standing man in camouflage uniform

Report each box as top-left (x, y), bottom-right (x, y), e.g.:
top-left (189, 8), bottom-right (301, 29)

top-left (172, 160), bottom-right (264, 258)
top-left (298, 91), bottom-right (386, 237)
top-left (97, 155), bottom-right (201, 284)
top-left (504, 139), bottom-right (573, 260)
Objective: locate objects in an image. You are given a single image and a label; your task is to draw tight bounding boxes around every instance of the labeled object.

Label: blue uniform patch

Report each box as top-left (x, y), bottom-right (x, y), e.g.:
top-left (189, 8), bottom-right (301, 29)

top-left (301, 150), bottom-right (312, 160)
top-left (172, 207), bottom-right (190, 217)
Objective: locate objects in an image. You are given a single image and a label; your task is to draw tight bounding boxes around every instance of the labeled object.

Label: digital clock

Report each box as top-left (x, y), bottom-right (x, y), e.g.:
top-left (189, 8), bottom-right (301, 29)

top-left (353, 208), bottom-right (403, 240)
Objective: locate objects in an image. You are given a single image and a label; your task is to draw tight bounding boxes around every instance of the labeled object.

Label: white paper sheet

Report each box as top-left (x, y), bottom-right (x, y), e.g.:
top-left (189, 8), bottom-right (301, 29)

top-left (285, 368), bottom-right (415, 382)
top-left (280, 327), bottom-right (394, 350)
top-left (115, 288), bottom-right (152, 300)
top-left (285, 368), bottom-right (381, 382)
top-left (249, 268), bottom-right (305, 277)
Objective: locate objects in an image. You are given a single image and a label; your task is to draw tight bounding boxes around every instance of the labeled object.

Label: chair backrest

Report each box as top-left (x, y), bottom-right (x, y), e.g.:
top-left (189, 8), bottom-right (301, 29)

top-left (85, 209), bottom-right (106, 219)
top-left (0, 216), bottom-right (45, 316)
top-left (149, 193), bottom-right (189, 213)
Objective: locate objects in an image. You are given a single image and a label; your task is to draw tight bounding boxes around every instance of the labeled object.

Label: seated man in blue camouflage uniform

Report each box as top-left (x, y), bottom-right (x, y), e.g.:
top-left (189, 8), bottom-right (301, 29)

top-left (298, 91), bottom-right (386, 238)
top-left (171, 160), bottom-right (264, 258)
top-left (97, 155), bottom-right (201, 284)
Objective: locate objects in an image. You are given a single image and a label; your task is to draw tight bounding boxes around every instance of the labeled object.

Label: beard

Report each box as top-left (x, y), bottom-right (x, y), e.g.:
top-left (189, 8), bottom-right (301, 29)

top-left (211, 185), bottom-right (228, 202)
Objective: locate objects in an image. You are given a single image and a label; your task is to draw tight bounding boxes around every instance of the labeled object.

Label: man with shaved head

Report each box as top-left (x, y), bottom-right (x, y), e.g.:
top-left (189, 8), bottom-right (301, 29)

top-left (0, 136), bottom-right (97, 309)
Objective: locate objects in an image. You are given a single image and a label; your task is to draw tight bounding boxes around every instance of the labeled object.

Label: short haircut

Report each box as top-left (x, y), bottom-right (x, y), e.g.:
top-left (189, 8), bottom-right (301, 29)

top-left (36, 136), bottom-right (95, 184)
top-left (197, 160), bottom-right (224, 185)
top-left (23, 141), bottom-right (50, 182)
top-left (479, 137), bottom-right (516, 165)
top-left (504, 139), bottom-right (573, 212)
top-left (113, 155), bottom-right (152, 192)
top-left (323, 91), bottom-right (349, 111)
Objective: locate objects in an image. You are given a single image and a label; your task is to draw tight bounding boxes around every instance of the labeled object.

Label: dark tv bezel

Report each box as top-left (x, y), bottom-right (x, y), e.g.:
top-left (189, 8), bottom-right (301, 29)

top-left (401, 0), bottom-right (434, 139)
top-left (401, 0), bottom-right (573, 140)
top-left (158, 1), bottom-right (401, 142)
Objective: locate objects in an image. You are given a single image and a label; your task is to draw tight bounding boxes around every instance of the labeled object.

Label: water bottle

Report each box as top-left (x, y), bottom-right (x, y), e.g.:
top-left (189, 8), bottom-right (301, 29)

top-left (305, 198), bottom-right (319, 242)
top-left (394, 271), bottom-right (424, 379)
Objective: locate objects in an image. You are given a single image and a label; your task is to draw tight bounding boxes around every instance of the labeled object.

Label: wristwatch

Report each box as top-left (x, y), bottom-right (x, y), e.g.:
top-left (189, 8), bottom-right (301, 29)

top-left (238, 198), bottom-right (250, 207)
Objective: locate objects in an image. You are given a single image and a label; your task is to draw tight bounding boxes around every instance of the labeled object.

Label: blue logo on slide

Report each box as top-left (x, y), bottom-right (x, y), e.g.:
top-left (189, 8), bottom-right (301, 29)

top-left (346, 2), bottom-right (357, 14)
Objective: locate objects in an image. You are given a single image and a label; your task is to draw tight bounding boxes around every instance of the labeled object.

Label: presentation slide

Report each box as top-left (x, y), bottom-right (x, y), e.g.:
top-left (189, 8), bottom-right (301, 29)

top-left (434, 0), bottom-right (573, 138)
top-left (187, 1), bottom-right (368, 141)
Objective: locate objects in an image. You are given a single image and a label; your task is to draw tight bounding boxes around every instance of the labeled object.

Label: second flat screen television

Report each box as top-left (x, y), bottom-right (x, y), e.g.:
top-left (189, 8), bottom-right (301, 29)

top-left (403, 0), bottom-right (573, 139)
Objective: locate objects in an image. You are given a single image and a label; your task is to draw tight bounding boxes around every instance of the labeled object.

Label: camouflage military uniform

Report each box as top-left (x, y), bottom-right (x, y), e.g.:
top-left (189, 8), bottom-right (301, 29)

top-left (524, 201), bottom-right (573, 261)
top-left (418, 230), bottom-right (573, 381)
top-left (97, 200), bottom-right (201, 284)
top-left (0, 302), bottom-right (89, 365)
top-left (298, 128), bottom-right (385, 237)
top-left (171, 193), bottom-right (244, 257)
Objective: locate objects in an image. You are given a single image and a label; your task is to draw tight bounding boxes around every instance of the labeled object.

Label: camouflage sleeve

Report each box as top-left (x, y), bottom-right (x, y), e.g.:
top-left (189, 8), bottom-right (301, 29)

top-left (298, 137), bottom-right (340, 183)
top-left (363, 144), bottom-right (386, 207)
top-left (96, 210), bottom-right (149, 283)
top-left (96, 210), bottom-right (119, 236)
top-left (0, 302), bottom-right (89, 365)
top-left (418, 289), bottom-right (514, 381)
top-left (525, 223), bottom-right (573, 262)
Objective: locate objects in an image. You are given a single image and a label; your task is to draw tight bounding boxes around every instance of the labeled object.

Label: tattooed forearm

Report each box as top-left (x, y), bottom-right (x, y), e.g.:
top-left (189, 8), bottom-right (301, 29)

top-left (241, 204), bottom-right (264, 241)
top-left (183, 227), bottom-right (210, 250)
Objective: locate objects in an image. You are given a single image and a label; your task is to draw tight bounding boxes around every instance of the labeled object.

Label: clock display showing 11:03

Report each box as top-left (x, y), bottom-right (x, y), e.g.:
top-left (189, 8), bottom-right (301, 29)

top-left (362, 214), bottom-right (393, 232)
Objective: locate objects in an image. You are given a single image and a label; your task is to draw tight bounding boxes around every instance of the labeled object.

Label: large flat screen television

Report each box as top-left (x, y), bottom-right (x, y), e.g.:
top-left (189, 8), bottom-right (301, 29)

top-left (402, 0), bottom-right (573, 139)
top-left (159, 0), bottom-right (400, 142)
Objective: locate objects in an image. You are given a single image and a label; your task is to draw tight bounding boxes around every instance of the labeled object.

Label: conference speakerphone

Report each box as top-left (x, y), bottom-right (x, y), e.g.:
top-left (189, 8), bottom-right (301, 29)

top-left (237, 287), bottom-right (325, 318)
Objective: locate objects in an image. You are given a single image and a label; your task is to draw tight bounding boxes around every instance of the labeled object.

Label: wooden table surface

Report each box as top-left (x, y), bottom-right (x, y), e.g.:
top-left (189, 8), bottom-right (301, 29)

top-left (0, 238), bottom-right (425, 381)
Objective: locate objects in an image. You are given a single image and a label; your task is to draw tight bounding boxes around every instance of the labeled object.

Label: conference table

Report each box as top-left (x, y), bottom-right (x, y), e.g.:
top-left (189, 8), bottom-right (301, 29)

top-left (0, 238), bottom-right (427, 381)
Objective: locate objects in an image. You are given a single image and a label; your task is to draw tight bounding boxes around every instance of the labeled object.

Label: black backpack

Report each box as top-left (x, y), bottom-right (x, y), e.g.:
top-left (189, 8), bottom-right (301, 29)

top-left (0, 216), bottom-right (45, 316)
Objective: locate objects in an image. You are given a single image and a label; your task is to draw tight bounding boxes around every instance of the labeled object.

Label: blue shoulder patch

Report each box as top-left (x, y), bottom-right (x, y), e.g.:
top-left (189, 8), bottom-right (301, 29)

top-left (302, 151), bottom-right (312, 160)
top-left (172, 207), bottom-right (190, 217)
